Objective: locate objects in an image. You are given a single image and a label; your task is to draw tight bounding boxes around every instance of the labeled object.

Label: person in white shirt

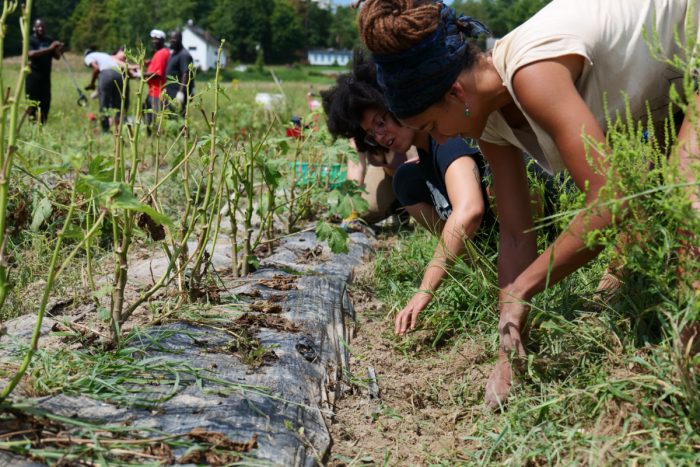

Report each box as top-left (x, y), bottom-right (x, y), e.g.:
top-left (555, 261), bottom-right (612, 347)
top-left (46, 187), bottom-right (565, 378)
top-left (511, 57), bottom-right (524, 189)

top-left (84, 49), bottom-right (129, 132)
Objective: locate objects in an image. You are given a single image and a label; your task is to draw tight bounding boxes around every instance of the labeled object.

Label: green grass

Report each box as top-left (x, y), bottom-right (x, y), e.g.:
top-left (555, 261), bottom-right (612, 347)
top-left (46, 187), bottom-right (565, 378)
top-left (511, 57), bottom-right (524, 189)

top-left (368, 125), bottom-right (700, 464)
top-left (371, 226), bottom-right (698, 464)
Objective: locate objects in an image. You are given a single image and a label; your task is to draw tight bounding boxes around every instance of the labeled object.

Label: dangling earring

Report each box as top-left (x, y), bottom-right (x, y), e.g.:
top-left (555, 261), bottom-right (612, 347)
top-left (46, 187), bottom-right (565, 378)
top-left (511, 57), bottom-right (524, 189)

top-left (464, 105), bottom-right (471, 118)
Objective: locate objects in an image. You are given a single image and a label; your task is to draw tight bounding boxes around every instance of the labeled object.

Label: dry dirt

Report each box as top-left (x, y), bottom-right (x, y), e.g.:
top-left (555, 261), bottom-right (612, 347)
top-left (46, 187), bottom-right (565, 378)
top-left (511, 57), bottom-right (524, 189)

top-left (328, 268), bottom-right (497, 466)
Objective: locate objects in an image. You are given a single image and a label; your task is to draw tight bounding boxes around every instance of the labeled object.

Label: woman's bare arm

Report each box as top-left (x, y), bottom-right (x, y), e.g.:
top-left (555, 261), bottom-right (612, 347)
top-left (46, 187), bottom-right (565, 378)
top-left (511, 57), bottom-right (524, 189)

top-left (478, 140), bottom-right (538, 289)
top-left (506, 56), bottom-right (609, 303)
top-left (676, 93), bottom-right (700, 213)
top-left (395, 156), bottom-right (486, 335)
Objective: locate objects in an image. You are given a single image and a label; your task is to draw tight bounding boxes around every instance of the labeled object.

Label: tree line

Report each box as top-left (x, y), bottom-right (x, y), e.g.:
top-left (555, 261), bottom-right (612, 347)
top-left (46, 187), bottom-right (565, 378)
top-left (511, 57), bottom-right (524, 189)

top-left (3, 0), bottom-right (361, 64)
top-left (3, 0), bottom-right (550, 64)
top-left (451, 0), bottom-right (552, 37)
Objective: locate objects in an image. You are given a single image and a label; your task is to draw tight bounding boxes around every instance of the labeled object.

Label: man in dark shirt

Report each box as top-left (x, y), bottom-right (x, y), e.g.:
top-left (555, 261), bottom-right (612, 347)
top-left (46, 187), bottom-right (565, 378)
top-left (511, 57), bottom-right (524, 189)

top-left (26, 19), bottom-right (63, 124)
top-left (165, 31), bottom-right (194, 116)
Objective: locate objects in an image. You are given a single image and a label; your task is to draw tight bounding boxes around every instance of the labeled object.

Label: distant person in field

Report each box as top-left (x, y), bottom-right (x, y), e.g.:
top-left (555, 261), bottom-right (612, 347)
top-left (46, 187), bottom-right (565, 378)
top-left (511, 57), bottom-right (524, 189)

top-left (84, 49), bottom-right (129, 132)
top-left (144, 29), bottom-right (170, 130)
top-left (26, 18), bottom-right (63, 124)
top-left (165, 31), bottom-right (194, 116)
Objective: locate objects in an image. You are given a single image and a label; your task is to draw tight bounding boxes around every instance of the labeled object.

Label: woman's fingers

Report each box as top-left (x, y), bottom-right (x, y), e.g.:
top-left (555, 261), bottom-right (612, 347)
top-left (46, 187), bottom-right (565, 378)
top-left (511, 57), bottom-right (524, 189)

top-left (395, 293), bottom-right (432, 336)
top-left (409, 308), bottom-right (418, 332)
top-left (499, 317), bottom-right (526, 356)
top-left (499, 321), bottom-right (516, 353)
top-left (395, 308), bottom-right (411, 335)
top-left (394, 310), bottom-right (404, 335)
top-left (395, 308), bottom-right (419, 335)
top-left (509, 324), bottom-right (526, 357)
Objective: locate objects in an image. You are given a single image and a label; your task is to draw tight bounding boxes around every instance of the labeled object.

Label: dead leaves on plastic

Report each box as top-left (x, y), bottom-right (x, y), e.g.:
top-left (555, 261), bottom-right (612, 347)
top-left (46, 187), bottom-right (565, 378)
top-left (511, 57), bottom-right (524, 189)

top-left (177, 429), bottom-right (258, 465)
top-left (257, 274), bottom-right (298, 290)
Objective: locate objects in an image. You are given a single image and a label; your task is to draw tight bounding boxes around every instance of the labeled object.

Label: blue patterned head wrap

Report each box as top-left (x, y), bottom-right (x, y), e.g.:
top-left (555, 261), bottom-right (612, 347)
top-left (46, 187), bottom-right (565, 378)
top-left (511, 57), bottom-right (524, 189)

top-left (373, 1), bottom-right (489, 119)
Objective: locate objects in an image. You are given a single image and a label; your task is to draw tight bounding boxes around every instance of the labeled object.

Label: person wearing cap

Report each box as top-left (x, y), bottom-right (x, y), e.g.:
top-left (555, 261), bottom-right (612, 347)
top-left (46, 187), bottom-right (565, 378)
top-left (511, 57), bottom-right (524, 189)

top-left (26, 18), bottom-right (64, 124)
top-left (165, 31), bottom-right (194, 116)
top-left (84, 49), bottom-right (129, 132)
top-left (144, 29), bottom-right (170, 130)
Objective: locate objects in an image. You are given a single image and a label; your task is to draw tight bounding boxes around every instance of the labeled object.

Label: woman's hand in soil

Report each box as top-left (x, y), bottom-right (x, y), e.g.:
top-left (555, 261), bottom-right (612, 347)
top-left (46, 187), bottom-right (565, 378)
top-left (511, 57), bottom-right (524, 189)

top-left (485, 349), bottom-right (514, 408)
top-left (485, 289), bottom-right (529, 408)
top-left (497, 288), bottom-right (528, 358)
top-left (395, 291), bottom-right (433, 336)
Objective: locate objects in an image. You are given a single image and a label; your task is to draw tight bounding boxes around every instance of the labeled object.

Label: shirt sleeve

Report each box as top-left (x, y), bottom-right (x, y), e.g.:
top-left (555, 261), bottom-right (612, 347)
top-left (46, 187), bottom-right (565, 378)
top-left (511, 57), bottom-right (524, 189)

top-left (392, 161), bottom-right (432, 207)
top-left (434, 137), bottom-right (479, 179)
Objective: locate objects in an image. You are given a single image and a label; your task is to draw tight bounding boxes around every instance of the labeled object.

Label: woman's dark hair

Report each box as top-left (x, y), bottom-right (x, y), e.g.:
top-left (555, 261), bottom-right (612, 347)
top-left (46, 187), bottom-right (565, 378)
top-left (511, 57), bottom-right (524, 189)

top-left (321, 49), bottom-right (391, 154)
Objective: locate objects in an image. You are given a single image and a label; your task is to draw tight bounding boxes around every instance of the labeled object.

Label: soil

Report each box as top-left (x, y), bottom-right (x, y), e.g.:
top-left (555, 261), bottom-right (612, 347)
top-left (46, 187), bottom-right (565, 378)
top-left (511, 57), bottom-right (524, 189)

top-left (328, 265), bottom-right (496, 466)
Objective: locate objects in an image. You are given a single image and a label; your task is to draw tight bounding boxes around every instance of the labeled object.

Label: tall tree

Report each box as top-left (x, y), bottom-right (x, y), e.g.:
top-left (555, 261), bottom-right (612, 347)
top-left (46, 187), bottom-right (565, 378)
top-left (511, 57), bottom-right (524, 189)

top-left (482, 0), bottom-right (551, 37)
top-left (69, 0), bottom-right (114, 52)
top-left (328, 6), bottom-right (359, 50)
top-left (268, 0), bottom-right (305, 63)
top-left (207, 0), bottom-right (272, 63)
top-left (451, 0), bottom-right (551, 37)
top-left (68, 0), bottom-right (211, 53)
top-left (304, 1), bottom-right (332, 49)
top-left (450, 0), bottom-right (489, 22)
top-left (152, 0), bottom-right (205, 33)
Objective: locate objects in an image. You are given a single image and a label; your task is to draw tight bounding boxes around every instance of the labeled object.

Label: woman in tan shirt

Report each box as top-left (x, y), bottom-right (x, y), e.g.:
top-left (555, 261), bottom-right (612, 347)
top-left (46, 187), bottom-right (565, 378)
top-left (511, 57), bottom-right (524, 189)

top-left (357, 0), bottom-right (700, 407)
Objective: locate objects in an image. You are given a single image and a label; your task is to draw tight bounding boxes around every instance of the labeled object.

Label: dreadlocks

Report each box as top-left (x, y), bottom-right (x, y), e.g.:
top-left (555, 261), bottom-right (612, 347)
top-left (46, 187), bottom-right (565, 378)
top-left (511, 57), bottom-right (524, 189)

top-left (357, 0), bottom-right (440, 55)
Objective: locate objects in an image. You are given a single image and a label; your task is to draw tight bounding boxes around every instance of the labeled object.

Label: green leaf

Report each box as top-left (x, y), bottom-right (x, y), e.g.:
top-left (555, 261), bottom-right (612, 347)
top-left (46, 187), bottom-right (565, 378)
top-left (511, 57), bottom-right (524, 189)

top-left (315, 221), bottom-right (349, 254)
top-left (83, 176), bottom-right (172, 227)
top-left (276, 139), bottom-right (290, 153)
top-left (30, 197), bottom-right (53, 231)
top-left (248, 255), bottom-right (260, 270)
top-left (336, 195), bottom-right (354, 219)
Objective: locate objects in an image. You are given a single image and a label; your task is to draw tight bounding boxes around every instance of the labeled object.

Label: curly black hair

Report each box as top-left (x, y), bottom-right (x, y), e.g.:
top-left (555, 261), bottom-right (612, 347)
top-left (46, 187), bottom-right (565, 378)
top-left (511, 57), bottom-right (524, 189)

top-left (321, 49), bottom-right (391, 154)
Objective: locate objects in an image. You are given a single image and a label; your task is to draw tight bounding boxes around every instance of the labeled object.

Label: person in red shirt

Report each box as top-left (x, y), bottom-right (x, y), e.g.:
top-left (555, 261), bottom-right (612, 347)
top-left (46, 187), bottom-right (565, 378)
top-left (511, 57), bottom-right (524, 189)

top-left (144, 29), bottom-right (170, 131)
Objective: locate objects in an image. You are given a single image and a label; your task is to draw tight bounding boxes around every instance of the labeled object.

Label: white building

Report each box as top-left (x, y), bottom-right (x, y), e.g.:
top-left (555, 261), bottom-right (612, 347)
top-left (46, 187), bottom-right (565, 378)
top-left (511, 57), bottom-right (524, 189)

top-left (182, 22), bottom-right (228, 71)
top-left (310, 0), bottom-right (331, 9)
top-left (307, 49), bottom-right (352, 66)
